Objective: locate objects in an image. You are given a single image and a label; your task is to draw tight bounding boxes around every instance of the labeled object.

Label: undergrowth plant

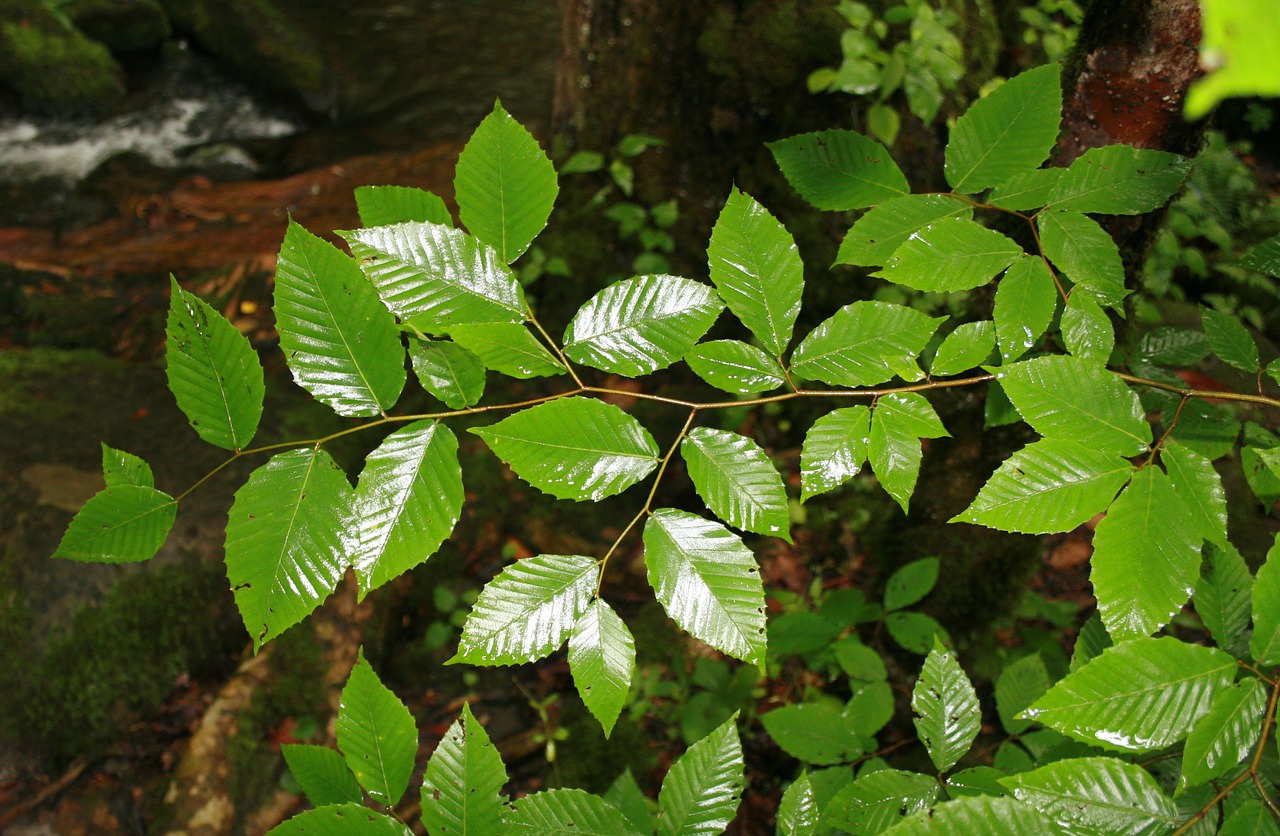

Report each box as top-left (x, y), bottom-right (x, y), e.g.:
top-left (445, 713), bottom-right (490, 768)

top-left (54, 61), bottom-right (1280, 834)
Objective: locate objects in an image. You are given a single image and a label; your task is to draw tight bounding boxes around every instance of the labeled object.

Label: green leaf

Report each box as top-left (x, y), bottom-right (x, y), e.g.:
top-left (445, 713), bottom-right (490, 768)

top-left (886, 611), bottom-right (950, 655)
top-left (269, 804), bottom-right (411, 836)
top-left (451, 554), bottom-right (597, 666)
top-left (568, 599), bottom-right (635, 737)
top-left (944, 63), bottom-right (1063, 193)
top-left (656, 713), bottom-right (745, 836)
top-left (275, 221), bottom-right (406, 417)
top-left (884, 557), bottom-right (940, 612)
top-left (767, 130), bottom-right (909, 210)
top-left (101, 443), bottom-right (153, 488)
top-left (682, 426), bottom-right (791, 541)
top-left (847, 680), bottom-right (895, 736)
top-left (354, 184), bottom-right (452, 228)
top-left (1250, 535), bottom-right (1280, 665)
top-left (1180, 678), bottom-right (1267, 791)
top-left (446, 321), bottom-right (566, 378)
top-left (1047, 145), bottom-right (1192, 215)
top-left (472, 397), bottom-right (659, 502)
top-left (912, 640), bottom-right (981, 772)
top-left (996, 355), bottom-right (1151, 456)
top-left (52, 485), bottom-right (177, 563)
top-left (1061, 295), bottom-right (1113, 362)
top-left (873, 217), bottom-right (1023, 293)
top-left (408, 339), bottom-right (485, 409)
top-left (823, 769), bottom-right (938, 835)
top-left (1162, 443), bottom-right (1228, 547)
top-left (455, 100), bottom-right (558, 263)
top-left (1242, 232), bottom-right (1280, 277)
top-left (953, 438), bottom-right (1133, 534)
top-left (886, 794), bottom-right (1063, 835)
top-left (1024, 636), bottom-right (1236, 753)
top-left (337, 651), bottom-right (418, 806)
top-left (790, 301), bottom-right (943, 388)
top-left (1037, 211), bottom-right (1126, 311)
top-left (1090, 466), bottom-right (1202, 641)
top-left (836, 194), bottom-right (972, 267)
top-left (165, 276), bottom-right (264, 449)
top-left (503, 788), bottom-right (637, 835)
top-left (281, 744), bottom-right (363, 807)
top-left (1070, 614), bottom-right (1112, 673)
top-left (834, 636), bottom-right (887, 682)
top-left (563, 275), bottom-right (725, 376)
top-left (993, 257), bottom-right (1057, 362)
top-left (931, 321), bottom-right (996, 376)
top-left (1221, 800), bottom-right (1280, 836)
top-left (706, 188), bottom-right (804, 355)
top-left (761, 703), bottom-right (863, 765)
top-left (995, 654), bottom-right (1050, 735)
top-left (1243, 443), bottom-right (1280, 509)
top-left (644, 509), bottom-right (767, 670)
top-left (421, 703), bottom-right (508, 836)
top-left (800, 406), bottom-right (871, 501)
top-left (224, 448), bottom-right (354, 651)
top-left (351, 421), bottom-right (463, 599)
top-left (1132, 327), bottom-right (1211, 367)
top-left (1000, 757), bottom-right (1179, 834)
top-left (1201, 306), bottom-right (1260, 373)
top-left (987, 168), bottom-right (1065, 211)
top-left (343, 221), bottom-right (526, 329)
top-left (777, 771), bottom-right (819, 836)
top-left (946, 767), bottom-right (1010, 799)
top-left (606, 770), bottom-right (657, 836)
top-left (1197, 541), bottom-right (1253, 655)
top-left (870, 393), bottom-right (949, 514)
top-left (685, 340), bottom-right (786, 395)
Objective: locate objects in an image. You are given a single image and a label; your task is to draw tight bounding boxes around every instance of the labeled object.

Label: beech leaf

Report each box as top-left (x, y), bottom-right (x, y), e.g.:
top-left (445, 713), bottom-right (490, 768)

top-left (768, 129), bottom-right (909, 210)
top-left (682, 426), bottom-right (791, 541)
top-left (421, 704), bottom-right (508, 836)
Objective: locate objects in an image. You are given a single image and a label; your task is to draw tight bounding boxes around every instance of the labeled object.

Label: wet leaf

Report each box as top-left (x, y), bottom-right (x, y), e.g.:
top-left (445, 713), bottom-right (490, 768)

top-left (682, 426), bottom-right (791, 540)
top-left (421, 704), bottom-right (508, 836)
top-left (656, 714), bottom-right (745, 835)
top-left (569, 599), bottom-right (635, 737)
top-left (337, 651), bottom-right (417, 806)
top-left (768, 129), bottom-right (909, 210)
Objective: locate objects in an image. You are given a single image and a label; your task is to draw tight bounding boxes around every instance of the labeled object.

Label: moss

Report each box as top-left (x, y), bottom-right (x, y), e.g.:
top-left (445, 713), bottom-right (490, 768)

top-left (0, 1), bottom-right (125, 113)
top-left (552, 696), bottom-right (657, 796)
top-left (64, 0), bottom-right (172, 53)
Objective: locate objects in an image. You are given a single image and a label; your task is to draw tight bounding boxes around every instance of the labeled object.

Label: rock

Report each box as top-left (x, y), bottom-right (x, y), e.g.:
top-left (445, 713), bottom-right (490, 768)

top-left (63, 0), bottom-right (172, 53)
top-left (0, 0), bottom-right (127, 114)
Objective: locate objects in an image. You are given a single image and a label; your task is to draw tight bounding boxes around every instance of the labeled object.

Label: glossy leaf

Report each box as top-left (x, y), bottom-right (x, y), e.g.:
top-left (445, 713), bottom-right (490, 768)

top-left (987, 167), bottom-right (1064, 210)
top-left (643, 509), bottom-right (767, 670)
top-left (1037, 211), bottom-right (1126, 310)
top-left (767, 129), bottom-right (909, 210)
top-left (224, 448), bottom-right (354, 650)
top-left (682, 426), bottom-right (791, 541)
top-left (993, 257), bottom-right (1057, 362)
top-left (1047, 145), bottom-right (1192, 215)
top-left (996, 355), bottom-right (1151, 456)
top-left (1220, 800), bottom-right (1280, 836)
top-left (281, 744), bottom-right (363, 807)
top-left (1201, 306), bottom-right (1259, 373)
top-left (407, 339), bottom-right (485, 409)
top-left (995, 653), bottom-right (1050, 735)
top-left (873, 217), bottom-right (1023, 293)
top-left (1197, 541), bottom-right (1253, 655)
top-left (1061, 294), bottom-right (1113, 362)
top-left (451, 554), bottom-right (596, 666)
top-left (343, 221), bottom-right (526, 329)
top-left (563, 275), bottom-right (724, 376)
top-left (1162, 442), bottom-right (1228, 547)
top-left (761, 703), bottom-right (863, 765)
top-left (354, 184), bottom-right (452, 228)
top-left (1250, 535), bottom-right (1280, 665)
top-left (1070, 613), bottom-right (1112, 673)
top-left (472, 397), bottom-right (659, 501)
top-left (568, 599), bottom-right (635, 737)
top-left (931, 321), bottom-right (995, 376)
top-left (455, 100), bottom-right (558, 263)
top-left (503, 788), bottom-right (637, 835)
top-left (685, 340), bottom-right (786, 395)
top-left (886, 795), bottom-right (1063, 835)
top-left (824, 769), bottom-right (937, 835)
top-left (800, 405), bottom-right (871, 501)
top-left (777, 771), bottom-right (820, 836)
top-left (944, 63), bottom-right (1062, 193)
top-left (790, 301), bottom-right (942, 387)
top-left (870, 393), bottom-right (949, 514)
top-left (447, 321), bottom-right (566, 378)
top-left (53, 485), bottom-right (177, 563)
top-left (421, 703), bottom-right (508, 836)
top-left (836, 194), bottom-right (971, 267)
top-left (166, 276), bottom-right (264, 449)
top-left (101, 443), bottom-right (152, 488)
top-left (269, 804), bottom-right (411, 836)
top-left (953, 438), bottom-right (1132, 534)
top-left (1242, 232), bottom-right (1280, 276)
top-left (1024, 637), bottom-right (1236, 753)
top-left (1180, 678), bottom-right (1266, 791)
top-left (946, 767), bottom-right (1010, 799)
top-left (706, 188), bottom-right (803, 355)
top-left (1091, 466), bottom-right (1201, 641)
top-left (1000, 757), bottom-right (1179, 834)
top-left (351, 421), bottom-right (463, 599)
top-left (275, 221), bottom-right (406, 416)
top-left (656, 713), bottom-right (745, 836)
top-left (884, 557), bottom-right (940, 612)
top-left (1133, 327), bottom-right (1211, 367)
top-left (912, 640), bottom-right (981, 772)
top-left (337, 651), bottom-right (417, 806)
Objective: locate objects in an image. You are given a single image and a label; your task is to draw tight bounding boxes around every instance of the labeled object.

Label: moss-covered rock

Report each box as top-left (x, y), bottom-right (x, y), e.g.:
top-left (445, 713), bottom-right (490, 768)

top-left (64, 0), bottom-right (172, 53)
top-left (0, 0), bottom-right (126, 113)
